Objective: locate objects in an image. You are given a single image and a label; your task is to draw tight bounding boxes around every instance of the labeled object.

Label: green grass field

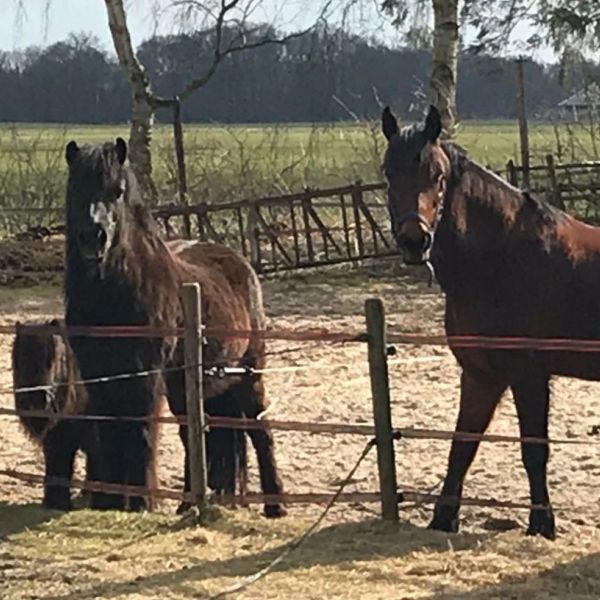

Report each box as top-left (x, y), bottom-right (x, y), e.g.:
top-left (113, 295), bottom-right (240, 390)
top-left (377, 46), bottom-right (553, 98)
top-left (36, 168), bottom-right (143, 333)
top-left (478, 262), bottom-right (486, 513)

top-left (0, 119), bottom-right (597, 234)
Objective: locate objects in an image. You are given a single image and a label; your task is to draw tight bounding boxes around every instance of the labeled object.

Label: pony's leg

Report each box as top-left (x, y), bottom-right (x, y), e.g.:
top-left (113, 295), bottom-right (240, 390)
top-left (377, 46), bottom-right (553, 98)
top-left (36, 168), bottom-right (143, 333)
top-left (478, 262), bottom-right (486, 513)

top-left (79, 423), bottom-right (102, 508)
top-left (240, 375), bottom-right (286, 518)
top-left (126, 421), bottom-right (154, 512)
top-left (90, 419), bottom-right (127, 510)
top-left (42, 423), bottom-right (79, 510)
top-left (429, 370), bottom-right (506, 533)
top-left (511, 374), bottom-right (555, 540)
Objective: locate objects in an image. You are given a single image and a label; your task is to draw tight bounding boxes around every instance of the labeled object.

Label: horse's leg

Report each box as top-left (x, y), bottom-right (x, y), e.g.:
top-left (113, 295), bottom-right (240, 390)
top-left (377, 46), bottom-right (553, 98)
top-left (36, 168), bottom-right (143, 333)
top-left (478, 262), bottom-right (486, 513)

top-left (79, 422), bottom-right (102, 508)
top-left (90, 419), bottom-right (127, 510)
top-left (125, 421), bottom-right (153, 512)
top-left (122, 376), bottom-right (158, 512)
top-left (429, 369), bottom-right (506, 533)
top-left (511, 373), bottom-right (555, 540)
top-left (239, 374), bottom-right (286, 518)
top-left (42, 423), bottom-right (79, 510)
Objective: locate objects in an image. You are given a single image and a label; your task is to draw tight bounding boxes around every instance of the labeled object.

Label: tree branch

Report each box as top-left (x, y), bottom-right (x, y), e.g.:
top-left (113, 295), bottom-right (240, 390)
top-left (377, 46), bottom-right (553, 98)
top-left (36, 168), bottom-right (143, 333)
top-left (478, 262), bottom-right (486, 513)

top-left (152, 0), bottom-right (334, 107)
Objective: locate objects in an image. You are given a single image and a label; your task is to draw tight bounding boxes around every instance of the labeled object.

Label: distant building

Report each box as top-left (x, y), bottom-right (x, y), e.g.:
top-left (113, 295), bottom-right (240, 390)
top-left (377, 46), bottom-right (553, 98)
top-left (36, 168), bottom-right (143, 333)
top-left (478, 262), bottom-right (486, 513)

top-left (558, 83), bottom-right (600, 121)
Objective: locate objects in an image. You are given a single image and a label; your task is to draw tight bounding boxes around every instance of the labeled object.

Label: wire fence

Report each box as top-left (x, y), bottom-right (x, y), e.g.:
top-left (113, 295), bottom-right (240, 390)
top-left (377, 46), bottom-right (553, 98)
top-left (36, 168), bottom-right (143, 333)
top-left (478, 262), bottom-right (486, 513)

top-left (2, 317), bottom-right (600, 519)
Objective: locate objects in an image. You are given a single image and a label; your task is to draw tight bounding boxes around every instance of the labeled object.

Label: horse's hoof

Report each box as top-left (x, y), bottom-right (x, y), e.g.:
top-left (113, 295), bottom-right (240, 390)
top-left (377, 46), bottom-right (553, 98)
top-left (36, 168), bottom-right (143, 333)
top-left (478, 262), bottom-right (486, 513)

top-left (128, 497), bottom-right (149, 512)
top-left (90, 492), bottom-right (125, 511)
top-left (43, 491), bottom-right (72, 512)
top-left (72, 490), bottom-right (91, 509)
top-left (177, 501), bottom-right (192, 515)
top-left (526, 508), bottom-right (556, 540)
top-left (264, 504), bottom-right (287, 518)
top-left (428, 506), bottom-right (459, 533)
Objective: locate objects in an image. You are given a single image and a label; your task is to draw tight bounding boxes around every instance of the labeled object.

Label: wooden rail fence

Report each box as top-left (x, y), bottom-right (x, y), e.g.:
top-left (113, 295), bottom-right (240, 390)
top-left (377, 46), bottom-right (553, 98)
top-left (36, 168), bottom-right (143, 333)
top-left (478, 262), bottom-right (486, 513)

top-left (152, 181), bottom-right (394, 273)
top-left (506, 157), bottom-right (600, 218)
top-left (151, 160), bottom-right (600, 272)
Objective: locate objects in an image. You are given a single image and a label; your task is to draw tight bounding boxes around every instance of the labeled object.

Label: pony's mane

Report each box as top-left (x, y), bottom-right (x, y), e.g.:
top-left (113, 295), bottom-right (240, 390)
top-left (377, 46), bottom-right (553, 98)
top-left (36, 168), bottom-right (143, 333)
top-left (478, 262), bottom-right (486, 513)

top-left (65, 143), bottom-right (182, 328)
top-left (440, 141), bottom-right (562, 232)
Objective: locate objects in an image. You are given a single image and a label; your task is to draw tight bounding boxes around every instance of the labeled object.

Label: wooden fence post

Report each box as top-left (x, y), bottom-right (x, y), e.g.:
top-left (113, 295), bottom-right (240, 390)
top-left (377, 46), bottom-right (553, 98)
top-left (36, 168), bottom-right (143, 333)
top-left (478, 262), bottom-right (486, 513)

top-left (515, 58), bottom-right (530, 191)
top-left (351, 184), bottom-right (365, 259)
top-left (172, 97), bottom-right (191, 238)
top-left (181, 283), bottom-right (208, 516)
top-left (545, 154), bottom-right (565, 210)
top-left (506, 160), bottom-right (519, 187)
top-left (247, 200), bottom-right (262, 273)
top-left (365, 298), bottom-right (399, 522)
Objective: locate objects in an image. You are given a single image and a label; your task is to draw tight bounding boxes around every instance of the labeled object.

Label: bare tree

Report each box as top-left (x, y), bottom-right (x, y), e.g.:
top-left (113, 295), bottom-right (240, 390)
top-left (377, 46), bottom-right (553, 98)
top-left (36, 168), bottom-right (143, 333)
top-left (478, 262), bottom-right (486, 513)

top-left (104, 0), bottom-right (335, 203)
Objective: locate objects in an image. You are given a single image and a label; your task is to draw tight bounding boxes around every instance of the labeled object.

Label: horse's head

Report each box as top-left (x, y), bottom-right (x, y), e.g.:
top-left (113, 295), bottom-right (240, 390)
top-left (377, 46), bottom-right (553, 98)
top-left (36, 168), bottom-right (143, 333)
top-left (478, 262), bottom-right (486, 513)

top-left (65, 137), bottom-right (128, 271)
top-left (382, 105), bottom-right (451, 265)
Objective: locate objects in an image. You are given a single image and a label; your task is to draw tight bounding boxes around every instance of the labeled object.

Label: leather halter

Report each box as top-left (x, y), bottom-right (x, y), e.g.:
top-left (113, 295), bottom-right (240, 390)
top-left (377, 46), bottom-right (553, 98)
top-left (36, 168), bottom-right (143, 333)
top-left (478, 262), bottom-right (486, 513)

top-left (393, 176), bottom-right (447, 284)
top-left (394, 176), bottom-right (447, 247)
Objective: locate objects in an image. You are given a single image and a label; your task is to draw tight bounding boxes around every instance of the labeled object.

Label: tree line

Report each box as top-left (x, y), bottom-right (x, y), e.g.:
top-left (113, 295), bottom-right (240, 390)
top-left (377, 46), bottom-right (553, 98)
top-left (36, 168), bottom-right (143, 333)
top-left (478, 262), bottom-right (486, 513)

top-left (0, 27), bottom-right (597, 125)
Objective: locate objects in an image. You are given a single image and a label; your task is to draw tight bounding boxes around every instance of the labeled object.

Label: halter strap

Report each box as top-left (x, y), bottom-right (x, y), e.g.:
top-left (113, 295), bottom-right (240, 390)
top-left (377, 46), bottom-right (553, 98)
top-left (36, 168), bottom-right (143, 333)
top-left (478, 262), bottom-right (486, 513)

top-left (394, 179), bottom-right (447, 239)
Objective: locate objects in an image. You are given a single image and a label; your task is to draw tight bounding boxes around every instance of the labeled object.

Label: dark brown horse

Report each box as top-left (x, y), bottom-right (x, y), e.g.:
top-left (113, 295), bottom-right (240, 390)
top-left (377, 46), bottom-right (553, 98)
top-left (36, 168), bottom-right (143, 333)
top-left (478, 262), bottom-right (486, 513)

top-left (12, 319), bottom-right (160, 510)
top-left (64, 138), bottom-right (284, 516)
top-left (382, 104), bottom-right (600, 540)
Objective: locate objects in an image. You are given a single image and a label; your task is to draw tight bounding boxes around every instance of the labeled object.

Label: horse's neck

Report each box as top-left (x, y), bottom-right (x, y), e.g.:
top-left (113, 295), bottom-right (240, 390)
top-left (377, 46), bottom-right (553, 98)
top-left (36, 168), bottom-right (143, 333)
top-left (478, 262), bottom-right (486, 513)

top-left (114, 225), bottom-right (182, 316)
top-left (433, 160), bottom-right (525, 292)
top-left (448, 159), bottom-right (524, 231)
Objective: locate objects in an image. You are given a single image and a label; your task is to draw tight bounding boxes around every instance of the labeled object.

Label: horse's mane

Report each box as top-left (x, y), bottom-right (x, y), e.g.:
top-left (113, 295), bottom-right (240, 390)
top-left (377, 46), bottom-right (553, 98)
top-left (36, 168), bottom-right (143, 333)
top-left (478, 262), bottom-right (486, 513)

top-left (440, 141), bottom-right (562, 233)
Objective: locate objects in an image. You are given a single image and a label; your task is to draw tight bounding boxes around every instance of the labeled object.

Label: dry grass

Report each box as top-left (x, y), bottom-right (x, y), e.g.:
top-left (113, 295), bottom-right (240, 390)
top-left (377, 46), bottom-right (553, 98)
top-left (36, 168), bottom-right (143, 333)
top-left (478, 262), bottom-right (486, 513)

top-left (2, 505), bottom-right (600, 599)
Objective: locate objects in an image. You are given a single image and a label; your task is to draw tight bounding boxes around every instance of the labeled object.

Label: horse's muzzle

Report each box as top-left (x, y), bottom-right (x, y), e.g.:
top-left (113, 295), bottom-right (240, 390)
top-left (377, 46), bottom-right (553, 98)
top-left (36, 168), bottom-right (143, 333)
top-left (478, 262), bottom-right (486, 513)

top-left (395, 230), bottom-right (432, 265)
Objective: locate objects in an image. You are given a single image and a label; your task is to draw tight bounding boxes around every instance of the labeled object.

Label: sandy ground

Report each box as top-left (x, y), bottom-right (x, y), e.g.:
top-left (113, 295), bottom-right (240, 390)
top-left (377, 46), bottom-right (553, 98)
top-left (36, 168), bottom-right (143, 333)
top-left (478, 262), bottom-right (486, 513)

top-left (2, 261), bottom-right (600, 541)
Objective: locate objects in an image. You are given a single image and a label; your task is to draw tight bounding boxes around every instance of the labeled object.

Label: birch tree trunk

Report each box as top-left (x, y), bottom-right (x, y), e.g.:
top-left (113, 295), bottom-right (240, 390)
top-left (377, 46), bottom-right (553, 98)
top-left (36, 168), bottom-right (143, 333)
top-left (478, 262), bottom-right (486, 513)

top-left (104, 0), bottom-right (158, 204)
top-left (431, 0), bottom-right (459, 137)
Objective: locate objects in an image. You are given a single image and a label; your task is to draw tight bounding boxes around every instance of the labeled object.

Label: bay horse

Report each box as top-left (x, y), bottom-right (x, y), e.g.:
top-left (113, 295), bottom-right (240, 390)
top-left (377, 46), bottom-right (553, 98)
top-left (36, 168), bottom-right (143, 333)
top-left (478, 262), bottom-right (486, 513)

top-left (64, 138), bottom-right (284, 516)
top-left (382, 104), bottom-right (600, 540)
top-left (12, 319), bottom-right (159, 510)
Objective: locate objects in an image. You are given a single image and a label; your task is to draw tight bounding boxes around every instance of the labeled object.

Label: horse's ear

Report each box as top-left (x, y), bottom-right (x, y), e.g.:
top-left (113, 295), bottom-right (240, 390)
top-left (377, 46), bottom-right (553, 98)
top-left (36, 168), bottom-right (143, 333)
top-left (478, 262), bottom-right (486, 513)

top-left (382, 106), bottom-right (399, 141)
top-left (115, 137), bottom-right (127, 165)
top-left (424, 105), bottom-right (442, 143)
top-left (65, 141), bottom-right (79, 166)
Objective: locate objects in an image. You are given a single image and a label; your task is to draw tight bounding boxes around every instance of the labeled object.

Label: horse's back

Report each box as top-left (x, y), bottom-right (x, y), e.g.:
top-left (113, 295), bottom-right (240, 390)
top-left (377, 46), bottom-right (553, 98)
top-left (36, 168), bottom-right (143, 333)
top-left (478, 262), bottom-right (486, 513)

top-left (172, 240), bottom-right (266, 329)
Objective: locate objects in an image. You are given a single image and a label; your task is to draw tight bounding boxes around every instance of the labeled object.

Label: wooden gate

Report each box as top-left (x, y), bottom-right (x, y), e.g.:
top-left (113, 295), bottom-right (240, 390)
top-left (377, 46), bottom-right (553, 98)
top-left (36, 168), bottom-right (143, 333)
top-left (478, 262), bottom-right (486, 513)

top-left (153, 182), bottom-right (397, 273)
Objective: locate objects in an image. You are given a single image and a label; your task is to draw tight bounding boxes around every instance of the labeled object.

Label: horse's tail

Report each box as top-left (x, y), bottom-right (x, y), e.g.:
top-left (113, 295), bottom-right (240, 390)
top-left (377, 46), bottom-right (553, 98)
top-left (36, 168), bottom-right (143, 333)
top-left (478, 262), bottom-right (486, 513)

top-left (205, 386), bottom-right (248, 499)
top-left (145, 393), bottom-right (163, 511)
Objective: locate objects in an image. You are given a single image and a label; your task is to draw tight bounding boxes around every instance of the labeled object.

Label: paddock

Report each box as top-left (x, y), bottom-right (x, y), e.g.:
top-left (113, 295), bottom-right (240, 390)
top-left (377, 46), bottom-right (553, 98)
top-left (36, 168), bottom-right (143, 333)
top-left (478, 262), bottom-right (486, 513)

top-left (2, 261), bottom-right (600, 597)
